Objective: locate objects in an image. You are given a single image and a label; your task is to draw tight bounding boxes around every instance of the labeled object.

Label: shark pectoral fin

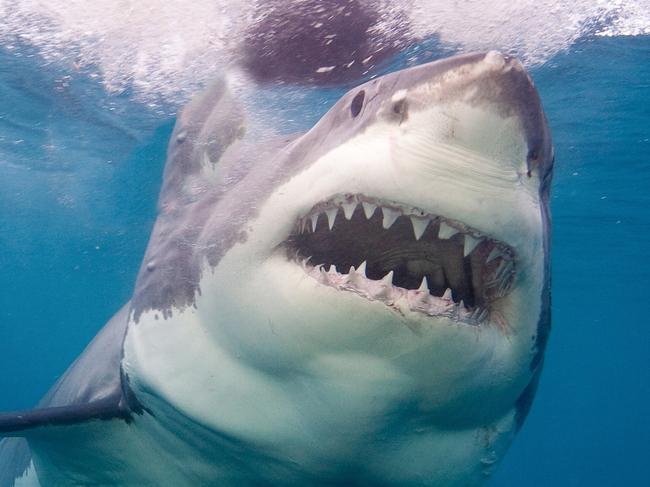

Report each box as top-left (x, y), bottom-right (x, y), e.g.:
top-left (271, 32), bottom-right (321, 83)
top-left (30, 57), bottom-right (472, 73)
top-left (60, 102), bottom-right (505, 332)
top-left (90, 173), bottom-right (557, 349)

top-left (0, 437), bottom-right (33, 487)
top-left (0, 393), bottom-right (130, 437)
top-left (0, 303), bottom-right (139, 439)
top-left (0, 303), bottom-right (137, 439)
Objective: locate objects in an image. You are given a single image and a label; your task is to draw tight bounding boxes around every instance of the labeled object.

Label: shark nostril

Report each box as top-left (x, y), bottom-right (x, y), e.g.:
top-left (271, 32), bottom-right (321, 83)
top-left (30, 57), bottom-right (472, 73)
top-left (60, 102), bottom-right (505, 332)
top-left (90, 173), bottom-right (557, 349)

top-left (392, 98), bottom-right (408, 116)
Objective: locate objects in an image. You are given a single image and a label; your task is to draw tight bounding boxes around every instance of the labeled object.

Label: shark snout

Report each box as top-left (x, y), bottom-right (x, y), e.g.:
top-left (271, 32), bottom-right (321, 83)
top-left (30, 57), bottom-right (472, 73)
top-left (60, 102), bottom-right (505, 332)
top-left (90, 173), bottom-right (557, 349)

top-left (383, 51), bottom-right (552, 188)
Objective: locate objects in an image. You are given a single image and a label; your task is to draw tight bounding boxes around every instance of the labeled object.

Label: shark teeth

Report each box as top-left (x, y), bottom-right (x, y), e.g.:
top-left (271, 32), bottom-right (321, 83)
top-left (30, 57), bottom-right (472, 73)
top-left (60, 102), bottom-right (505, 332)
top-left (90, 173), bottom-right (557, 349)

top-left (362, 201), bottom-right (377, 219)
top-left (381, 270), bottom-right (394, 286)
top-left (325, 208), bottom-right (338, 230)
top-left (463, 234), bottom-right (482, 257)
top-left (382, 208), bottom-right (401, 229)
top-left (296, 195), bottom-right (504, 261)
top-left (486, 247), bottom-right (505, 263)
top-left (310, 214), bottom-right (319, 232)
top-left (438, 221), bottom-right (459, 239)
top-left (291, 194), bottom-right (516, 325)
top-left (305, 263), bottom-right (490, 326)
top-left (418, 276), bottom-right (429, 292)
top-left (341, 200), bottom-right (357, 220)
top-left (410, 216), bottom-right (429, 240)
top-left (442, 288), bottom-right (453, 301)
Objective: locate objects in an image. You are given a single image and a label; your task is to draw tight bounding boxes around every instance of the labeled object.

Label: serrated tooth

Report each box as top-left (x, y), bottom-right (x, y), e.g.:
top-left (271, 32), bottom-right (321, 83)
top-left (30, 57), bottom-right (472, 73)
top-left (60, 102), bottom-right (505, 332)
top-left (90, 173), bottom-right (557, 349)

top-left (459, 299), bottom-right (466, 310)
top-left (438, 221), bottom-right (459, 239)
top-left (310, 214), bottom-right (319, 232)
top-left (382, 208), bottom-right (400, 229)
top-left (456, 304), bottom-right (468, 319)
top-left (442, 288), bottom-right (453, 301)
top-left (341, 201), bottom-right (357, 220)
top-left (346, 268), bottom-right (359, 284)
top-left (325, 208), bottom-right (338, 230)
top-left (486, 247), bottom-right (502, 263)
top-left (350, 275), bottom-right (363, 287)
top-left (362, 201), bottom-right (377, 219)
top-left (410, 216), bottom-right (429, 240)
top-left (499, 274), bottom-right (513, 293)
top-left (328, 264), bottom-right (337, 274)
top-left (463, 234), bottom-right (481, 256)
top-left (381, 270), bottom-right (394, 286)
top-left (318, 266), bottom-right (329, 282)
top-left (357, 261), bottom-right (367, 276)
top-left (496, 259), bottom-right (514, 280)
top-left (418, 276), bottom-right (429, 292)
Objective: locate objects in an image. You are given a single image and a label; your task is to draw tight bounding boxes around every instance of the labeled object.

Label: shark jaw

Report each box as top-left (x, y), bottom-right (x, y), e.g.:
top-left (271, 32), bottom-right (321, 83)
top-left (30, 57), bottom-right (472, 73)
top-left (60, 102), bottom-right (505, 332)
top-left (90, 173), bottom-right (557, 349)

top-left (285, 194), bottom-right (516, 328)
top-left (229, 86), bottom-right (547, 348)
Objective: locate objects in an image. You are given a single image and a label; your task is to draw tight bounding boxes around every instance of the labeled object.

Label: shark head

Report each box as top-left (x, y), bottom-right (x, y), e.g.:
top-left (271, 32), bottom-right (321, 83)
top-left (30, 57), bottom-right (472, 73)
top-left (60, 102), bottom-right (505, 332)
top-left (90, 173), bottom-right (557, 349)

top-left (125, 51), bottom-right (553, 484)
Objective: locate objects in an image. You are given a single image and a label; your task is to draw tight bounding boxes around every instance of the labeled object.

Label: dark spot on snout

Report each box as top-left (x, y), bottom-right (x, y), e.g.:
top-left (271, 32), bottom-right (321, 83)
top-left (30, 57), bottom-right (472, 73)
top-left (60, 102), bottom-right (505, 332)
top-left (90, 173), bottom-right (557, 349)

top-left (526, 148), bottom-right (539, 178)
top-left (351, 90), bottom-right (365, 117)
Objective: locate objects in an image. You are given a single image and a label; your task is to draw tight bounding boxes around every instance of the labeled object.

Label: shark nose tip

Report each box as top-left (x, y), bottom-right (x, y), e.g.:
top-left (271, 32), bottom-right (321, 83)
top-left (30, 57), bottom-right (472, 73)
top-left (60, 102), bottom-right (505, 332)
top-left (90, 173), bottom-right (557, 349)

top-left (484, 50), bottom-right (507, 67)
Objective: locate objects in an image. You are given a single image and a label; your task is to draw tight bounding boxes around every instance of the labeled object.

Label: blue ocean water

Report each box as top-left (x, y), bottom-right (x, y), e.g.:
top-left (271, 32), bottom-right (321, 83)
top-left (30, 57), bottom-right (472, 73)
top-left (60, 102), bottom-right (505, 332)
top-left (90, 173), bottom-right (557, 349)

top-left (0, 14), bottom-right (648, 487)
top-left (490, 36), bottom-right (650, 485)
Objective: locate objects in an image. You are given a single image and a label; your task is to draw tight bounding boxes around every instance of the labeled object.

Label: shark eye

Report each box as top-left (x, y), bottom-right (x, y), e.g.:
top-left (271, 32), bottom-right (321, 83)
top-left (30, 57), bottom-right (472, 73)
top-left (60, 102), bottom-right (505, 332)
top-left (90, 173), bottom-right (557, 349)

top-left (350, 90), bottom-right (365, 117)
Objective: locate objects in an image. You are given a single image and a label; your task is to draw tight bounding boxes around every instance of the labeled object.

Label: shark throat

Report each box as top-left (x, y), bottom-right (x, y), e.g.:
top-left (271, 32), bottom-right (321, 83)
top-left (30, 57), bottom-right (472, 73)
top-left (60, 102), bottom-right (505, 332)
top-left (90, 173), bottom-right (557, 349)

top-left (285, 194), bottom-right (516, 325)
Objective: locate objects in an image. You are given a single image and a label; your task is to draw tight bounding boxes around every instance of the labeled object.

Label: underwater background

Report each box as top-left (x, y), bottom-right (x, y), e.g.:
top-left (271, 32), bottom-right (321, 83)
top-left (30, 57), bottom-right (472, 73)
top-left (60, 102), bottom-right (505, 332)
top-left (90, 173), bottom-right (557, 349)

top-left (0, 1), bottom-right (648, 485)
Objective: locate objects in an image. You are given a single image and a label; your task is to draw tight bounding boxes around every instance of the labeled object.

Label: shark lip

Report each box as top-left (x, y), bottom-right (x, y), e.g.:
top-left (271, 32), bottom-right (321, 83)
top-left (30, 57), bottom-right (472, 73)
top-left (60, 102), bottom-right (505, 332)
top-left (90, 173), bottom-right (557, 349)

top-left (285, 194), bottom-right (516, 325)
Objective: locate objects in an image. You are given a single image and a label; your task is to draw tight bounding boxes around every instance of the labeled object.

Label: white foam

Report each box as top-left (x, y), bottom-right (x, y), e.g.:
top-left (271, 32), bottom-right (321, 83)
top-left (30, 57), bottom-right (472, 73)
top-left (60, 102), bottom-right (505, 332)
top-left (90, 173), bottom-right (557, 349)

top-left (0, 0), bottom-right (647, 103)
top-left (405, 0), bottom-right (650, 64)
top-left (593, 0), bottom-right (650, 37)
top-left (0, 0), bottom-right (251, 103)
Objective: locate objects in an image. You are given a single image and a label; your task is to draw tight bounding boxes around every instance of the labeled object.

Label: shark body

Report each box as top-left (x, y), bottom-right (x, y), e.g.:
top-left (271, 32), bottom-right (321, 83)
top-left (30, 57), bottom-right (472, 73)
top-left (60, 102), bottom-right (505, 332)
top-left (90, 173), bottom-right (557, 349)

top-left (0, 51), bottom-right (552, 486)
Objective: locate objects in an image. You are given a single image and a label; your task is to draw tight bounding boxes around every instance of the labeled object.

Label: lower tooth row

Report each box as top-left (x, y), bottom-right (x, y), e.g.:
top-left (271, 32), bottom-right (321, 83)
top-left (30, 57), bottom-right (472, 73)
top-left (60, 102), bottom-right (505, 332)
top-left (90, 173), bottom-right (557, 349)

top-left (304, 262), bottom-right (488, 324)
top-left (484, 259), bottom-right (515, 297)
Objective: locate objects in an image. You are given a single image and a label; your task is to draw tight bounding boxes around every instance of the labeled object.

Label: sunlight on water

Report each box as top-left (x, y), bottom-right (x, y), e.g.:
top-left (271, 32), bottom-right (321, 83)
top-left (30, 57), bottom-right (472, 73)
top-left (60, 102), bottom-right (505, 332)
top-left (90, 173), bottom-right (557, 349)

top-left (0, 0), bottom-right (648, 103)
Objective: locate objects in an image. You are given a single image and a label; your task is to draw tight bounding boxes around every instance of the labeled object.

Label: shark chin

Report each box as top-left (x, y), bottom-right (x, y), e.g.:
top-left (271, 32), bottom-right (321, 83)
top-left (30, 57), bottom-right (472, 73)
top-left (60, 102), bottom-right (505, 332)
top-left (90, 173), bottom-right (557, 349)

top-left (1, 51), bottom-right (552, 487)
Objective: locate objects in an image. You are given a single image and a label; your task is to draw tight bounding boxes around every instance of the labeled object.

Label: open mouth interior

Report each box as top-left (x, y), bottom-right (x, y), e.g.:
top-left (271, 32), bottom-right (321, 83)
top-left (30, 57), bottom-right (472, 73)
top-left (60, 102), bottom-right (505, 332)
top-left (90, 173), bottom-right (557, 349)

top-left (285, 195), bottom-right (516, 325)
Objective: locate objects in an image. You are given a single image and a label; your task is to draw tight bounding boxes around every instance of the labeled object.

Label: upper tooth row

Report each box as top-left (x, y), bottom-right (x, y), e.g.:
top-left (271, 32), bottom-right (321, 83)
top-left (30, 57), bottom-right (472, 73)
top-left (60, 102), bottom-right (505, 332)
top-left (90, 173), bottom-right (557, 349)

top-left (302, 203), bottom-right (509, 259)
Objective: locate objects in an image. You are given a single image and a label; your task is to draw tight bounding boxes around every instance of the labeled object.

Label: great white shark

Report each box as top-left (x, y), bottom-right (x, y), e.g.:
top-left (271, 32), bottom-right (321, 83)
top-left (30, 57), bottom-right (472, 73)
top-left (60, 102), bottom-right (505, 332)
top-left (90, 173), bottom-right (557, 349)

top-left (0, 51), bottom-right (553, 486)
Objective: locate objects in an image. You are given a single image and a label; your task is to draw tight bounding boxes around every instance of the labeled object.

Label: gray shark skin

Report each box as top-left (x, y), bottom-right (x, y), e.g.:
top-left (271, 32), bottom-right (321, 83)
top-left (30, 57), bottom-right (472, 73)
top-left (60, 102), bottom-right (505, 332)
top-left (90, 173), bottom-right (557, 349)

top-left (0, 51), bottom-right (553, 487)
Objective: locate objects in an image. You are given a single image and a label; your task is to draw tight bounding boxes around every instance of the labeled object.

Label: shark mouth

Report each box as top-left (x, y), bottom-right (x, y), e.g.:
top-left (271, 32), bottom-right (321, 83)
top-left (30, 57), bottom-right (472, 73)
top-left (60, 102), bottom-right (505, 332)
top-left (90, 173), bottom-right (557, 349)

top-left (285, 195), bottom-right (516, 326)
